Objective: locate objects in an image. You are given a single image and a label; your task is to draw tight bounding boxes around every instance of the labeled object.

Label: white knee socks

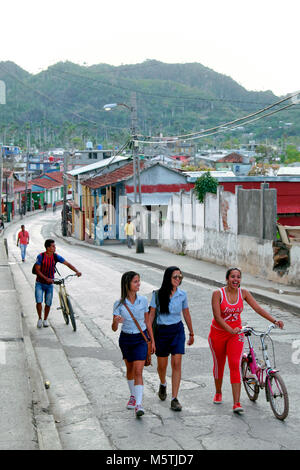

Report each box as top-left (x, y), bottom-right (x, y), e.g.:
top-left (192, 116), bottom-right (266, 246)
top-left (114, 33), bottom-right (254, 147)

top-left (134, 385), bottom-right (144, 406)
top-left (127, 379), bottom-right (135, 397)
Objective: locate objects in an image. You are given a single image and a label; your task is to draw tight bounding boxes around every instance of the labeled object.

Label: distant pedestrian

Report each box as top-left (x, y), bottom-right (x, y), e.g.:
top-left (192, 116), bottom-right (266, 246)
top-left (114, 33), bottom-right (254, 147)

top-left (149, 266), bottom-right (194, 411)
top-left (17, 225), bottom-right (30, 262)
top-left (43, 201), bottom-right (47, 211)
top-left (112, 271), bottom-right (155, 417)
top-left (209, 267), bottom-right (284, 414)
top-left (34, 239), bottom-right (81, 328)
top-left (0, 218), bottom-right (4, 234)
top-left (53, 201), bottom-right (56, 213)
top-left (124, 217), bottom-right (134, 248)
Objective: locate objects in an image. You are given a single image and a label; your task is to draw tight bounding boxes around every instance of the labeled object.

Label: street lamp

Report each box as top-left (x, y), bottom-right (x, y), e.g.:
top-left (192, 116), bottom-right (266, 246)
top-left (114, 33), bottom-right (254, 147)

top-left (103, 93), bottom-right (144, 253)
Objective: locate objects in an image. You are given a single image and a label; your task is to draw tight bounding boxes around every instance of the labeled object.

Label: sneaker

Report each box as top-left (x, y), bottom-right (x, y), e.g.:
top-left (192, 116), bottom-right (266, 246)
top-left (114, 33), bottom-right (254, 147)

top-left (127, 395), bottom-right (136, 409)
top-left (37, 319), bottom-right (43, 328)
top-left (233, 402), bottom-right (244, 413)
top-left (135, 405), bottom-right (145, 417)
top-left (43, 319), bottom-right (49, 327)
top-left (158, 384), bottom-right (167, 401)
top-left (213, 393), bottom-right (223, 404)
top-left (171, 398), bottom-right (182, 411)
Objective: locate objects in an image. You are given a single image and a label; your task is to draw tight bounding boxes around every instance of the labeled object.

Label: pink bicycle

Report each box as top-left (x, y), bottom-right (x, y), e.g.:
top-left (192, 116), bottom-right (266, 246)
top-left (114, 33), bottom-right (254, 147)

top-left (241, 324), bottom-right (289, 421)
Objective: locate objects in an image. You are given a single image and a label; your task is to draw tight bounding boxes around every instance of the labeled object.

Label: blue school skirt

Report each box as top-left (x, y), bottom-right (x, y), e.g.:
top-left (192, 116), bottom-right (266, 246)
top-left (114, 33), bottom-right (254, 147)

top-left (119, 330), bottom-right (149, 363)
top-left (155, 321), bottom-right (185, 357)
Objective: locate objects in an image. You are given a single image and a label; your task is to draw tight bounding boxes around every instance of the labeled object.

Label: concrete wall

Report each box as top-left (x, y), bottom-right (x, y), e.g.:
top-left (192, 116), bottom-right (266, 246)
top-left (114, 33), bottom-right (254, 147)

top-left (159, 186), bottom-right (300, 286)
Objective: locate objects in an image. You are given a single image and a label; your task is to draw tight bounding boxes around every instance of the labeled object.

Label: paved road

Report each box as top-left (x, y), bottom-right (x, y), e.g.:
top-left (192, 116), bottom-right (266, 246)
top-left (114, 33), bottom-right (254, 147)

top-left (5, 211), bottom-right (300, 450)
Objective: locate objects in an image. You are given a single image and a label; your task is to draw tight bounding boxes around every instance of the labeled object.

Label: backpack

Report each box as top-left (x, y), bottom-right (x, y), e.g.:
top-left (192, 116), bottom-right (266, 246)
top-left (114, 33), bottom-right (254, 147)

top-left (32, 252), bottom-right (59, 275)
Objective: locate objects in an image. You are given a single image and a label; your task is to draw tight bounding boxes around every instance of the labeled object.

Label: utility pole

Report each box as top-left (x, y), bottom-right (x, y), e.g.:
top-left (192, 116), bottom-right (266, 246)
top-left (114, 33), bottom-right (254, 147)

top-left (24, 131), bottom-right (30, 215)
top-left (0, 144), bottom-right (3, 218)
top-left (130, 92), bottom-right (144, 253)
top-left (62, 151), bottom-right (69, 236)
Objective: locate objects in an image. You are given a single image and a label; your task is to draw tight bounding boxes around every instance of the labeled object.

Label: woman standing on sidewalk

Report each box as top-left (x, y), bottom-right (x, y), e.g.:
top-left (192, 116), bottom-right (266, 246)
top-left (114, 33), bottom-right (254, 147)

top-left (209, 267), bottom-right (284, 414)
top-left (149, 266), bottom-right (194, 411)
top-left (112, 271), bottom-right (155, 417)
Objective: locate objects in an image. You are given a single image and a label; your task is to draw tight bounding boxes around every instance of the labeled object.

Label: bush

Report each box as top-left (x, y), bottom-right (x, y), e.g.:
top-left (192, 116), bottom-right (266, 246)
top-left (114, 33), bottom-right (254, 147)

top-left (194, 172), bottom-right (218, 203)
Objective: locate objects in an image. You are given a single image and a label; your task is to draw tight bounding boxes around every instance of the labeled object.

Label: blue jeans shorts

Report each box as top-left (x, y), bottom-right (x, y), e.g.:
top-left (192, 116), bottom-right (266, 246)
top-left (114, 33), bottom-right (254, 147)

top-left (35, 282), bottom-right (54, 306)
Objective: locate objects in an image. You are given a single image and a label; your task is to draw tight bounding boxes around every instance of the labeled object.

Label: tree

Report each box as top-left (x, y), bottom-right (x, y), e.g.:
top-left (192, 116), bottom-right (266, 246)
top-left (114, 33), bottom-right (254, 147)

top-left (194, 172), bottom-right (218, 203)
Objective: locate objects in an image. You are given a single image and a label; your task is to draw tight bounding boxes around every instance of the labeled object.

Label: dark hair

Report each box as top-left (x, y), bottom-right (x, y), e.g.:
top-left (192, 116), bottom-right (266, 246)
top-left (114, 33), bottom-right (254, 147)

top-left (119, 271), bottom-right (140, 305)
top-left (45, 239), bottom-right (55, 249)
top-left (158, 266), bottom-right (182, 314)
top-left (226, 267), bottom-right (242, 280)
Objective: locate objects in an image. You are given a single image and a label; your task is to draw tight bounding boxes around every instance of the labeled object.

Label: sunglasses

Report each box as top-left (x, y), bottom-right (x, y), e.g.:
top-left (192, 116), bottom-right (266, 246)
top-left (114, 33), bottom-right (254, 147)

top-left (172, 274), bottom-right (183, 280)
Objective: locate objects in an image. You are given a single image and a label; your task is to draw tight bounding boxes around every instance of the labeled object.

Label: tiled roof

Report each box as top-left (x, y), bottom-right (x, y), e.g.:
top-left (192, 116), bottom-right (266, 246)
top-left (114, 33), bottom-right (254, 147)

top-left (44, 171), bottom-right (64, 184)
top-left (82, 162), bottom-right (145, 189)
top-left (30, 177), bottom-right (62, 189)
top-left (217, 152), bottom-right (243, 163)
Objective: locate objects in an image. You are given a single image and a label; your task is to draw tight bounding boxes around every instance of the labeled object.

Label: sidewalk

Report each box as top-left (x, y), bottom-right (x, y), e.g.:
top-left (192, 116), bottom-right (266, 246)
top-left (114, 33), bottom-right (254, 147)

top-left (57, 232), bottom-right (300, 316)
top-left (0, 228), bottom-right (62, 449)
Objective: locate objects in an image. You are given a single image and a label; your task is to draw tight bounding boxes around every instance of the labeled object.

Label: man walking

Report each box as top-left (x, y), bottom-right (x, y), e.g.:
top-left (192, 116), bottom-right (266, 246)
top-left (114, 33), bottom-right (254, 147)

top-left (124, 217), bottom-right (135, 248)
top-left (17, 224), bottom-right (30, 262)
top-left (34, 239), bottom-right (82, 328)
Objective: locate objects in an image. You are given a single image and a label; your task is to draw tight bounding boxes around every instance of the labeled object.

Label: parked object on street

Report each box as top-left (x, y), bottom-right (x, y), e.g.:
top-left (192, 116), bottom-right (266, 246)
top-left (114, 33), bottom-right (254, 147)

top-left (241, 324), bottom-right (289, 420)
top-left (149, 266), bottom-right (194, 412)
top-left (34, 239), bottom-right (81, 329)
top-left (112, 271), bottom-right (155, 418)
top-left (209, 267), bottom-right (284, 414)
top-left (17, 224), bottom-right (29, 262)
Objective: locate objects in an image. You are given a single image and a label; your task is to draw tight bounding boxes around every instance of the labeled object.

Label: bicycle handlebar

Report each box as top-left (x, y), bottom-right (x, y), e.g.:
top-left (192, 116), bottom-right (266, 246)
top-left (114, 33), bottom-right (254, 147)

top-left (240, 324), bottom-right (277, 336)
top-left (53, 274), bottom-right (77, 285)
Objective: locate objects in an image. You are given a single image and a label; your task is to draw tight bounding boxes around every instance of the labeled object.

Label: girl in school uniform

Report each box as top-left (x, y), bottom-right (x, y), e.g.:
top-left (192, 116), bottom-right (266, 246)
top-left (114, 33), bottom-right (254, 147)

top-left (112, 271), bottom-right (155, 417)
top-left (149, 266), bottom-right (194, 411)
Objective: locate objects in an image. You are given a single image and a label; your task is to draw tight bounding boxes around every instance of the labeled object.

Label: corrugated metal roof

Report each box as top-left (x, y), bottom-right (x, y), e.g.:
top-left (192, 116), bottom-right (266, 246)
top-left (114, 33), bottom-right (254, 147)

top-left (82, 162), bottom-right (145, 189)
top-left (68, 156), bottom-right (130, 176)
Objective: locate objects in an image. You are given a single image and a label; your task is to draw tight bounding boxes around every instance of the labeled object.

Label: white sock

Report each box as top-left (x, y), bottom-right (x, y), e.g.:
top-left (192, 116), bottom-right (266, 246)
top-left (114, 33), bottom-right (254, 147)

top-left (127, 379), bottom-right (135, 397)
top-left (160, 382), bottom-right (167, 387)
top-left (134, 385), bottom-right (144, 406)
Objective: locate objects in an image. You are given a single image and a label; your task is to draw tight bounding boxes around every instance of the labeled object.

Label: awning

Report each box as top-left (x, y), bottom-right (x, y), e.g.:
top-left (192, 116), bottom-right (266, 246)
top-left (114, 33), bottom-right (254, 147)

top-left (126, 193), bottom-right (172, 206)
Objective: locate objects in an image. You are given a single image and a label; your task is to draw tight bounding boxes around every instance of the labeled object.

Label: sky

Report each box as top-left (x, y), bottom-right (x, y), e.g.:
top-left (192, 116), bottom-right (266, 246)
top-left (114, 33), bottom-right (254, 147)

top-left (0, 0), bottom-right (299, 96)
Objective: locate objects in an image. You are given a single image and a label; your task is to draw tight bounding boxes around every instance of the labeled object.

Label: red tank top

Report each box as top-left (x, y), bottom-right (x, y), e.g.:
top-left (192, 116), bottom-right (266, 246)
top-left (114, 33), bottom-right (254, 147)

top-left (212, 287), bottom-right (243, 330)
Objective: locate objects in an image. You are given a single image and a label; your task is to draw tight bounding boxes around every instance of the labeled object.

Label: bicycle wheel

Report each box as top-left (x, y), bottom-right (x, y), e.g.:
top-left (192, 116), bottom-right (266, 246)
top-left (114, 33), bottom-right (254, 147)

top-left (265, 372), bottom-right (289, 420)
top-left (59, 292), bottom-right (69, 325)
top-left (66, 297), bottom-right (76, 332)
top-left (241, 358), bottom-right (260, 401)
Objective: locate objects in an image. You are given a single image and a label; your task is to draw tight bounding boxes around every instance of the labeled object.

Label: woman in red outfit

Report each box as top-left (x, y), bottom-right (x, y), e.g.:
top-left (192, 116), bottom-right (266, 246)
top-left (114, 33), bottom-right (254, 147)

top-left (209, 268), bottom-right (284, 413)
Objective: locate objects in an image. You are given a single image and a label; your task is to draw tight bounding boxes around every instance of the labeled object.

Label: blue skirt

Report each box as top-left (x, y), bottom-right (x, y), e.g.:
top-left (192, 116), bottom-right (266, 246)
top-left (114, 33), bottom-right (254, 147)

top-left (119, 330), bottom-right (149, 363)
top-left (155, 321), bottom-right (185, 357)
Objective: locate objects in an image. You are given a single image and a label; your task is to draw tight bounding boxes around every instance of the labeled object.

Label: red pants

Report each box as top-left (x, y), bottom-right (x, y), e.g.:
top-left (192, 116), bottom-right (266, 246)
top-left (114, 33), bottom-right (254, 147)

top-left (208, 325), bottom-right (244, 384)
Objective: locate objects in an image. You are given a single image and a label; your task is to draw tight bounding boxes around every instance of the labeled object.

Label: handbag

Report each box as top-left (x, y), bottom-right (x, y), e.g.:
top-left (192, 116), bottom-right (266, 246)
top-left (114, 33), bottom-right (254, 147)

top-left (123, 302), bottom-right (152, 366)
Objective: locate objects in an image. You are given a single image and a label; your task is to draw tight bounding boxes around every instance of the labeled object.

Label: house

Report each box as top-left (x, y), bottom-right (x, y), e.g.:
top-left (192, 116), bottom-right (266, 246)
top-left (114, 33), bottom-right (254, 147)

top-left (76, 162), bottom-right (193, 244)
top-left (29, 176), bottom-right (63, 209)
top-left (215, 152), bottom-right (252, 176)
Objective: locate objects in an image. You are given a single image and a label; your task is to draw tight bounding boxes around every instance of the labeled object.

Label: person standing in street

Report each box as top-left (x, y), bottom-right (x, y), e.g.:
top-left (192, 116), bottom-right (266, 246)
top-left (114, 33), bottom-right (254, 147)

top-left (149, 266), bottom-right (194, 411)
top-left (209, 267), bottom-right (284, 414)
top-left (112, 271), bottom-right (155, 417)
top-left (17, 224), bottom-right (30, 262)
top-left (34, 239), bottom-right (82, 328)
top-left (124, 217), bottom-right (134, 248)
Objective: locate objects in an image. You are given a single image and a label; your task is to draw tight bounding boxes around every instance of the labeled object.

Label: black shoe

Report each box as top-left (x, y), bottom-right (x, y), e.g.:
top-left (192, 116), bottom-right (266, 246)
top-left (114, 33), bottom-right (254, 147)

top-left (171, 398), bottom-right (182, 411)
top-left (158, 384), bottom-right (167, 401)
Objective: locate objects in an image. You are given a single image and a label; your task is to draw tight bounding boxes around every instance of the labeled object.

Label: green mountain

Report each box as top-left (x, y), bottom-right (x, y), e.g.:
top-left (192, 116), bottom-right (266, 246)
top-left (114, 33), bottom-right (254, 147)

top-left (0, 59), bottom-right (299, 149)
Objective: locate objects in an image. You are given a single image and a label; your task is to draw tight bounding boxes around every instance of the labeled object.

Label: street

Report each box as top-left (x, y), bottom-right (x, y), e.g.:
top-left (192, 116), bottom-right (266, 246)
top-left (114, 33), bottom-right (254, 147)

top-left (5, 211), bottom-right (300, 450)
